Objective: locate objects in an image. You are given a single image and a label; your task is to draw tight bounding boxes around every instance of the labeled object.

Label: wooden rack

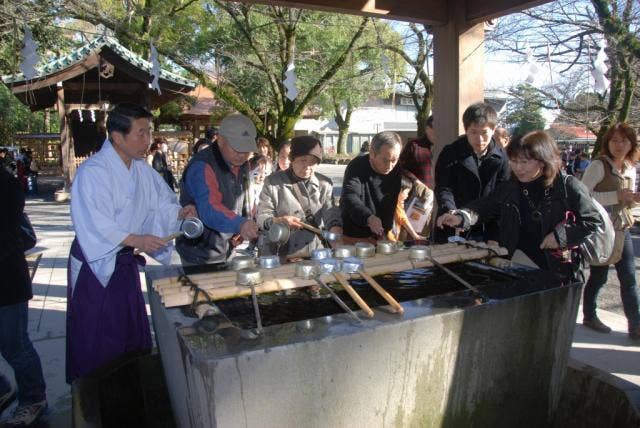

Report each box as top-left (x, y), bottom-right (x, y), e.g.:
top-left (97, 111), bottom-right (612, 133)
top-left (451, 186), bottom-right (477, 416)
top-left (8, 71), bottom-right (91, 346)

top-left (155, 242), bottom-right (507, 308)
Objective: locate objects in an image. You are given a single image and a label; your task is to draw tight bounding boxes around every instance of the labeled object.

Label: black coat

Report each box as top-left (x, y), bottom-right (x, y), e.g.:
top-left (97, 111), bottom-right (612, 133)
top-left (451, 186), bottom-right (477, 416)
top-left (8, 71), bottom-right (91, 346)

top-left (152, 151), bottom-right (176, 190)
top-left (0, 168), bottom-right (32, 306)
top-left (434, 136), bottom-right (510, 242)
top-left (340, 155), bottom-right (401, 238)
top-left (465, 174), bottom-right (602, 278)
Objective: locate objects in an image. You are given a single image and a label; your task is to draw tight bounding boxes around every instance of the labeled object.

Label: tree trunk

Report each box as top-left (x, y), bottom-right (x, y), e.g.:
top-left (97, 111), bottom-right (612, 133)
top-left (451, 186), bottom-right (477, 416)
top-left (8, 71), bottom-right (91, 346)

top-left (277, 116), bottom-right (297, 143)
top-left (334, 102), bottom-right (352, 155)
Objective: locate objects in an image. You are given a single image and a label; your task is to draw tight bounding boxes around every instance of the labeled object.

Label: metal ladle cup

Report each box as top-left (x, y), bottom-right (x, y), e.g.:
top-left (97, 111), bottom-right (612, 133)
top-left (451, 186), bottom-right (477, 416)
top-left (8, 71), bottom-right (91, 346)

top-left (162, 217), bottom-right (204, 242)
top-left (181, 217), bottom-right (204, 239)
top-left (268, 222), bottom-right (291, 244)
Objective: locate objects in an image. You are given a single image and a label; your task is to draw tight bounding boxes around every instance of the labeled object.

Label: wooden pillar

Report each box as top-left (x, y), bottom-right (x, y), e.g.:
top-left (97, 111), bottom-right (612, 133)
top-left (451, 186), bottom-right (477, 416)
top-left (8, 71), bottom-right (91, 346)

top-left (432, 1), bottom-right (485, 162)
top-left (57, 82), bottom-right (76, 191)
top-left (192, 120), bottom-right (199, 145)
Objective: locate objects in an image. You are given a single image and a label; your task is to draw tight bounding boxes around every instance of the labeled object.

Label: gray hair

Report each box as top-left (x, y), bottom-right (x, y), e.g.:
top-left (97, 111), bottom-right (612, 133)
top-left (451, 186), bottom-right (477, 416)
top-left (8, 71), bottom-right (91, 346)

top-left (370, 131), bottom-right (402, 153)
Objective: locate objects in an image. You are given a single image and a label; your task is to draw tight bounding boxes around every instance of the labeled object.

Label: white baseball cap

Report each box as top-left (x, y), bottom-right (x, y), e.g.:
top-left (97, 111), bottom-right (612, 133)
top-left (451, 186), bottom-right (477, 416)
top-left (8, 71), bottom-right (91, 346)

top-left (219, 114), bottom-right (258, 153)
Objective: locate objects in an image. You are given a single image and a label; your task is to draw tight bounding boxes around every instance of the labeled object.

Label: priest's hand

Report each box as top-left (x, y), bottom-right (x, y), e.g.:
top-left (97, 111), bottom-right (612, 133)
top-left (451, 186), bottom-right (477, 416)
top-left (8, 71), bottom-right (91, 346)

top-left (123, 234), bottom-right (168, 254)
top-left (178, 204), bottom-right (198, 219)
top-left (240, 219), bottom-right (259, 241)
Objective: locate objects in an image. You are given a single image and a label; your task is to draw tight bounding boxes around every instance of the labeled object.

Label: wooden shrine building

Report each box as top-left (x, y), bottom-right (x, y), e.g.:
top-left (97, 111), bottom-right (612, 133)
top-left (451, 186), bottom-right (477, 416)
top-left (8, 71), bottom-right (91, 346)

top-left (2, 35), bottom-right (196, 190)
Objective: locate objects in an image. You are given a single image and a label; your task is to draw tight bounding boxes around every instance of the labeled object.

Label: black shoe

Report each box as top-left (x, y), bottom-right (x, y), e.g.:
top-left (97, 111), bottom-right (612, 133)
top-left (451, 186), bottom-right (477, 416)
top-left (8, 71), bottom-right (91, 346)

top-left (629, 325), bottom-right (640, 340)
top-left (583, 317), bottom-right (612, 333)
top-left (0, 388), bottom-right (17, 415)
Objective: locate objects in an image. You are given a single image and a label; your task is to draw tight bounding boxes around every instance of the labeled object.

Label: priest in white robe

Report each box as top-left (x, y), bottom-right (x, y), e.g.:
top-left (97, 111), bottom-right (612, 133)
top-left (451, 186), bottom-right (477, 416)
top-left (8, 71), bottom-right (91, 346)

top-left (66, 102), bottom-right (196, 383)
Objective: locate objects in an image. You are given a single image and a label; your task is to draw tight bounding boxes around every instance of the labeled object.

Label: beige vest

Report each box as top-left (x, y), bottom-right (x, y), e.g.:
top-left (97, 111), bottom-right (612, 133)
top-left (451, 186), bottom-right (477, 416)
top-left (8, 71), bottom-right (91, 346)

top-left (593, 156), bottom-right (633, 229)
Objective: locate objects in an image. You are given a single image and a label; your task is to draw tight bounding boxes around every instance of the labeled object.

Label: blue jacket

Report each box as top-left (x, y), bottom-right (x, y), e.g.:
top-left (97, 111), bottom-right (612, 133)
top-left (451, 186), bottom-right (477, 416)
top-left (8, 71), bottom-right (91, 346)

top-left (176, 143), bottom-right (249, 265)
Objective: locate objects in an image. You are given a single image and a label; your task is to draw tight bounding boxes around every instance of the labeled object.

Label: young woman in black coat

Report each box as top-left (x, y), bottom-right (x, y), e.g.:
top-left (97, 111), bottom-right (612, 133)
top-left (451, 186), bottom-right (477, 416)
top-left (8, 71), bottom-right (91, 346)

top-left (436, 130), bottom-right (602, 282)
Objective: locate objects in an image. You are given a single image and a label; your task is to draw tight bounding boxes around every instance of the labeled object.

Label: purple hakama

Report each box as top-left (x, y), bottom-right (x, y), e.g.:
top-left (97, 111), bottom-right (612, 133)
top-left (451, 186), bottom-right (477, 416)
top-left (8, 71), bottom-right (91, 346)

top-left (66, 239), bottom-right (152, 383)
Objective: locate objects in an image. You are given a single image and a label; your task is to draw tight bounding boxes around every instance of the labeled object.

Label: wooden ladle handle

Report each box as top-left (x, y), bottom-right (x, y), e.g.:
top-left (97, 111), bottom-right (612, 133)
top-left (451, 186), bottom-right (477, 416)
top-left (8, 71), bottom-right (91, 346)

top-left (299, 221), bottom-right (323, 235)
top-left (333, 272), bottom-right (374, 318)
top-left (359, 270), bottom-right (404, 314)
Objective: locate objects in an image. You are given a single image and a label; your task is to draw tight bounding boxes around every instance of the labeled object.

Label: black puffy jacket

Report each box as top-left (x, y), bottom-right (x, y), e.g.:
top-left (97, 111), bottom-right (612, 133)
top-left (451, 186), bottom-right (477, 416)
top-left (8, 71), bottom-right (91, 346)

top-left (464, 174), bottom-right (602, 279)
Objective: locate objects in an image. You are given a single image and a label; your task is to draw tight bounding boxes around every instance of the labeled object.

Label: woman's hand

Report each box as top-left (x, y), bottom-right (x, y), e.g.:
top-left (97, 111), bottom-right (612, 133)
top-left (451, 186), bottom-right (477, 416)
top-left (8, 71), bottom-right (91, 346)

top-left (539, 232), bottom-right (560, 250)
top-left (436, 212), bottom-right (462, 229)
top-left (274, 215), bottom-right (303, 230)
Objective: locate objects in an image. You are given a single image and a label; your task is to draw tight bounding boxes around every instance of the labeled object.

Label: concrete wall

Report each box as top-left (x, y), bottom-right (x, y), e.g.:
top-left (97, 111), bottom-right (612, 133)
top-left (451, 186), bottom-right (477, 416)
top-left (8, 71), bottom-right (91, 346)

top-left (553, 359), bottom-right (640, 427)
top-left (151, 282), bottom-right (581, 428)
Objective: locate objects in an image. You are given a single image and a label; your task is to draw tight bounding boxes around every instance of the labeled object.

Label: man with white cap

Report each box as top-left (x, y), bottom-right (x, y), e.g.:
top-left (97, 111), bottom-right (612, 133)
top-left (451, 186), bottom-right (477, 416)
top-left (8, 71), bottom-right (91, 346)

top-left (177, 113), bottom-right (260, 267)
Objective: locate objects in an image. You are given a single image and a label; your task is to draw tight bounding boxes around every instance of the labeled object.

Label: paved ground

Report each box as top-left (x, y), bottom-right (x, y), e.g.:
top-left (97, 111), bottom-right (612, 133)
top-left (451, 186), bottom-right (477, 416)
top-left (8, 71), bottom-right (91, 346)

top-left (0, 173), bottom-right (638, 426)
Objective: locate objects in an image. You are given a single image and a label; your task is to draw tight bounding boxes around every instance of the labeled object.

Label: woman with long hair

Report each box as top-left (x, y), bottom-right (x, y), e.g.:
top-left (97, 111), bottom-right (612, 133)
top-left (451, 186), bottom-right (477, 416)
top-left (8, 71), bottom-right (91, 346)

top-left (437, 130), bottom-right (602, 282)
top-left (255, 137), bottom-right (274, 175)
top-left (581, 122), bottom-right (640, 339)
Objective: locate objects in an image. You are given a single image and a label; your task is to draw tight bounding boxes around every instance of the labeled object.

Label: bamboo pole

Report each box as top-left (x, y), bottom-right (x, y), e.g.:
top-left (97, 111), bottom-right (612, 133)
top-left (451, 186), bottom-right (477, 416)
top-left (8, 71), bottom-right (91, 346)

top-left (155, 241), bottom-right (491, 291)
top-left (153, 243), bottom-right (472, 291)
top-left (160, 246), bottom-right (507, 308)
top-left (157, 246), bottom-right (506, 298)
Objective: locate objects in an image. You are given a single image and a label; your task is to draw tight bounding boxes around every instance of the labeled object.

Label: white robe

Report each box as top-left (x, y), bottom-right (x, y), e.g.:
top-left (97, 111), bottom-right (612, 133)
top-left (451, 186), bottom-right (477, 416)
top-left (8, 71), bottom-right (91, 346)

top-left (70, 139), bottom-right (182, 287)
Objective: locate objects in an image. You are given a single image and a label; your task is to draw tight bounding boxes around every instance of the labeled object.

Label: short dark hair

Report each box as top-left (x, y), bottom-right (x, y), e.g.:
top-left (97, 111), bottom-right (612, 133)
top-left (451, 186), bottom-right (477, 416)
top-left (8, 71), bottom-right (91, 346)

top-left (507, 130), bottom-right (561, 187)
top-left (400, 175), bottom-right (414, 191)
top-left (205, 127), bottom-right (218, 139)
top-left (462, 102), bottom-right (497, 130)
top-left (106, 103), bottom-right (153, 136)
top-left (601, 122), bottom-right (639, 163)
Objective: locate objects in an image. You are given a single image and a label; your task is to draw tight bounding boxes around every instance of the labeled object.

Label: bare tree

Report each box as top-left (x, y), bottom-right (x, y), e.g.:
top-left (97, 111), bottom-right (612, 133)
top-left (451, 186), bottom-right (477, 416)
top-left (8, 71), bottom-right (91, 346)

top-left (487, 0), bottom-right (640, 153)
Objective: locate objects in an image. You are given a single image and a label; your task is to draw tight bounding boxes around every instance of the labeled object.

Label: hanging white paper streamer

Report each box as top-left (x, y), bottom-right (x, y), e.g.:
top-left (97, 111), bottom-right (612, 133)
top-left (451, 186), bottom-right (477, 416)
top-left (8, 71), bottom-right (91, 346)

top-left (20, 26), bottom-right (40, 80)
top-left (524, 47), bottom-right (542, 84)
top-left (592, 43), bottom-right (609, 95)
top-left (283, 62), bottom-right (298, 101)
top-left (150, 42), bottom-right (162, 95)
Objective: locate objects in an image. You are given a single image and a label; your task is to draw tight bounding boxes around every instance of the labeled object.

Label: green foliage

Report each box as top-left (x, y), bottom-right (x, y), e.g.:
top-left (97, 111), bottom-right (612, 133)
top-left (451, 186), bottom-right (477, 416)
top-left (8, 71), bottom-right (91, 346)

top-left (314, 19), bottom-right (401, 153)
top-left (0, 85), bottom-right (46, 145)
top-left (504, 84), bottom-right (547, 136)
top-left (0, 1), bottom-right (72, 75)
top-left (64, 1), bottom-right (374, 141)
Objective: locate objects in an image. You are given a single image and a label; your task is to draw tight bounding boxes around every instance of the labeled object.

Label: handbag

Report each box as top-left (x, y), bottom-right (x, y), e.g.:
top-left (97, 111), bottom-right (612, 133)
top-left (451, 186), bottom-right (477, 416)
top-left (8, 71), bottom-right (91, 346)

top-left (20, 212), bottom-right (37, 251)
top-left (561, 175), bottom-right (615, 266)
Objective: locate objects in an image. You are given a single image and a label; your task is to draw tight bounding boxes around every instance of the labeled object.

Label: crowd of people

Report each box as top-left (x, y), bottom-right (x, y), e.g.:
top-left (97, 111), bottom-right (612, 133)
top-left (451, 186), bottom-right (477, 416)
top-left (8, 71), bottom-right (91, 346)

top-left (1, 148), bottom-right (39, 195)
top-left (2, 100), bottom-right (639, 426)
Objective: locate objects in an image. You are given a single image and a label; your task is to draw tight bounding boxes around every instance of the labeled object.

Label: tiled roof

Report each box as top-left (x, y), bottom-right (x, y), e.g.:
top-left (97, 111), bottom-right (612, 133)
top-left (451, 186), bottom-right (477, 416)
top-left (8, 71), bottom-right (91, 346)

top-left (549, 123), bottom-right (596, 139)
top-left (2, 35), bottom-right (196, 88)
